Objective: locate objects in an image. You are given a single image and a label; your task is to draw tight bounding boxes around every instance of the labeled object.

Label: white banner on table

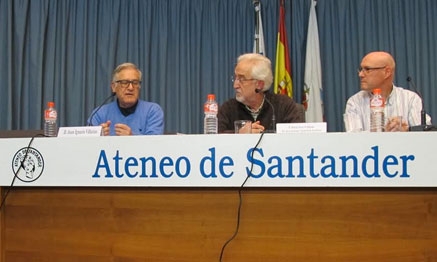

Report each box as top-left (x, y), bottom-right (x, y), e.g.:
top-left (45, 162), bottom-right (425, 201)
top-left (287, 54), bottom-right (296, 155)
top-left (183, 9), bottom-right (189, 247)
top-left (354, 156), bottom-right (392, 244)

top-left (0, 132), bottom-right (436, 187)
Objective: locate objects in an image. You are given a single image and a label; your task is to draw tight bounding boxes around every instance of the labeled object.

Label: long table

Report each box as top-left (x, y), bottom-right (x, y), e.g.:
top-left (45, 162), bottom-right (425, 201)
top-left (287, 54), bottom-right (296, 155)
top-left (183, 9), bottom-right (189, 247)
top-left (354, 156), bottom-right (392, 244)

top-left (0, 132), bottom-right (436, 261)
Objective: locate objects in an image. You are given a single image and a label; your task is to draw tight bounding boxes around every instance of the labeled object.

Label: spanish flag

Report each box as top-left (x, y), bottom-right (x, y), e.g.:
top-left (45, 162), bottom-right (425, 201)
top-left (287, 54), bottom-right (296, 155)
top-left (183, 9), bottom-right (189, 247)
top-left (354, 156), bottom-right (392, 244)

top-left (274, 0), bottom-right (292, 98)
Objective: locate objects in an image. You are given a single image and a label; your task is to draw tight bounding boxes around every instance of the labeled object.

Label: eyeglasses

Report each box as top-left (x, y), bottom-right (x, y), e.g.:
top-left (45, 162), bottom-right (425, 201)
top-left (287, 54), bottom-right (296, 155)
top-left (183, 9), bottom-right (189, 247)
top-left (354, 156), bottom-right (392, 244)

top-left (357, 66), bottom-right (386, 74)
top-left (231, 75), bottom-right (257, 83)
top-left (115, 80), bottom-right (141, 88)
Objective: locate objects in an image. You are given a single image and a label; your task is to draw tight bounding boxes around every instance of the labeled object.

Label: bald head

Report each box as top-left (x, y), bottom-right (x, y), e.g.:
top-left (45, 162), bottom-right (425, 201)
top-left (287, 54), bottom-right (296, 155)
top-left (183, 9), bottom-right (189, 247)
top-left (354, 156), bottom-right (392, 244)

top-left (358, 51), bottom-right (396, 96)
top-left (362, 51), bottom-right (396, 71)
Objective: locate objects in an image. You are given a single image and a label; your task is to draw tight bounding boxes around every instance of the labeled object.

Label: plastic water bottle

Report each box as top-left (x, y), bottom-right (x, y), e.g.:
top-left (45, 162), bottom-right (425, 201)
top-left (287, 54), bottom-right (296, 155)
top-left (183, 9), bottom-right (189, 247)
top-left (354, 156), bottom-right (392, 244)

top-left (204, 94), bottom-right (218, 134)
top-left (44, 101), bottom-right (58, 137)
top-left (370, 88), bottom-right (385, 132)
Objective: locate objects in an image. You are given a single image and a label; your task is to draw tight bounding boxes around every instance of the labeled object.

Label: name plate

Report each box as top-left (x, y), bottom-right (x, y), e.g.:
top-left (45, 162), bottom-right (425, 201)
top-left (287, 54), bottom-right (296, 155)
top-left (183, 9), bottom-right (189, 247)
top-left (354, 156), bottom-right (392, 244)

top-left (276, 122), bottom-right (327, 133)
top-left (58, 126), bottom-right (102, 137)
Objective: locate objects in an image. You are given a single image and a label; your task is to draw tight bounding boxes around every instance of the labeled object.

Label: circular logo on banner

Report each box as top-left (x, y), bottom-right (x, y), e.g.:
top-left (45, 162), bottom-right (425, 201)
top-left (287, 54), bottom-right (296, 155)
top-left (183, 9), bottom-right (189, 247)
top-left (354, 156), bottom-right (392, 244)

top-left (12, 147), bottom-right (45, 183)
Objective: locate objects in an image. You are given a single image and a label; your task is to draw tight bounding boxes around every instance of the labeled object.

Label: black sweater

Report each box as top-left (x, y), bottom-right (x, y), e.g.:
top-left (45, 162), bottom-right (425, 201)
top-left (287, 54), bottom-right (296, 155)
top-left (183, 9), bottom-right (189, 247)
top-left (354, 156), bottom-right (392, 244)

top-left (218, 92), bottom-right (305, 133)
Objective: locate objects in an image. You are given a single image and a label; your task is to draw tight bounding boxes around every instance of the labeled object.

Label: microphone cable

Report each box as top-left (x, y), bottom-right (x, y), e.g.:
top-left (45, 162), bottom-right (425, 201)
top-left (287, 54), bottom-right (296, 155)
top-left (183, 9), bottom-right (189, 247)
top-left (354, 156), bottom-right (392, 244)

top-left (219, 131), bottom-right (266, 261)
top-left (0, 133), bottom-right (45, 211)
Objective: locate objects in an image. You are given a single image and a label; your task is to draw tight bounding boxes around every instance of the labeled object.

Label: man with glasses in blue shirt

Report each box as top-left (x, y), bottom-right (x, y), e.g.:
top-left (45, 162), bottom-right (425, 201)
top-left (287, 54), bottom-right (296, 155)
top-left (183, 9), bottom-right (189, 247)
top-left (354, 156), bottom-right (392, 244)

top-left (87, 63), bottom-right (164, 136)
top-left (345, 51), bottom-right (430, 132)
top-left (218, 53), bottom-right (304, 133)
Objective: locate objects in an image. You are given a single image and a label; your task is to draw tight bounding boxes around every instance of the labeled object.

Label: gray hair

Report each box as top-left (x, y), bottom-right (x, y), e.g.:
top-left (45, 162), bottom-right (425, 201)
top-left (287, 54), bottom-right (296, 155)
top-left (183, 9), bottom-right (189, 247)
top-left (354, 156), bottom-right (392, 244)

top-left (112, 63), bottom-right (142, 82)
top-left (237, 53), bottom-right (273, 91)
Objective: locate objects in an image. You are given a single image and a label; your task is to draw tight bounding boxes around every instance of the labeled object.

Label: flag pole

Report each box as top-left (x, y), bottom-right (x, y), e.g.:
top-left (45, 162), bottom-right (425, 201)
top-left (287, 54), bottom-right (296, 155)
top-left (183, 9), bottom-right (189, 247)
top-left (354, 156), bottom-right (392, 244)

top-left (253, 0), bottom-right (260, 54)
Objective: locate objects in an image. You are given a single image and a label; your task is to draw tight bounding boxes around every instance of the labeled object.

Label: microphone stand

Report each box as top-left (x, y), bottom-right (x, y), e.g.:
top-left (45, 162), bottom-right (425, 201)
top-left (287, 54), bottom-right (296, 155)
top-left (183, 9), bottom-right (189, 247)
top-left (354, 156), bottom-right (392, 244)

top-left (409, 124), bottom-right (437, 131)
top-left (406, 77), bottom-right (437, 131)
top-left (264, 94), bottom-right (276, 133)
top-left (87, 93), bottom-right (116, 126)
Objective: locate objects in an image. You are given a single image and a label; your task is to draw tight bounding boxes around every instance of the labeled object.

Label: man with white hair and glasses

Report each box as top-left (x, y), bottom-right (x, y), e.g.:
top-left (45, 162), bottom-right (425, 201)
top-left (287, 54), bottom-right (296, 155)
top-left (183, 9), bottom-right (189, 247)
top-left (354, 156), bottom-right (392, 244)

top-left (87, 62), bottom-right (164, 136)
top-left (218, 53), bottom-right (304, 133)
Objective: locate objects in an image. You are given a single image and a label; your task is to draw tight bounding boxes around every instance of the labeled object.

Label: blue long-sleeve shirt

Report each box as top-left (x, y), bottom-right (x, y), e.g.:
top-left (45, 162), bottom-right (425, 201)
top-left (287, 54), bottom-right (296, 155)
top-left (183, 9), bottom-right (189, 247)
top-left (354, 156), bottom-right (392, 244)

top-left (88, 100), bottom-right (164, 135)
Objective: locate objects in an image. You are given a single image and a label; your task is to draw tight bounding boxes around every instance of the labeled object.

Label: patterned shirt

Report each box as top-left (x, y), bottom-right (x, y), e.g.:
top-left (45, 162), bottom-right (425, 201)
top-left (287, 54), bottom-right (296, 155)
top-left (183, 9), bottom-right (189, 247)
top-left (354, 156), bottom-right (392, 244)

top-left (345, 85), bottom-right (431, 131)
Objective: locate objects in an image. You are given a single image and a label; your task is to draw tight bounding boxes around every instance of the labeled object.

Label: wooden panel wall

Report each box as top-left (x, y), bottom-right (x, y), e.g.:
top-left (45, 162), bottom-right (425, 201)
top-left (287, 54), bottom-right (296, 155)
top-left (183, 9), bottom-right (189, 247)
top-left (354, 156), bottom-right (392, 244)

top-left (1, 187), bottom-right (436, 261)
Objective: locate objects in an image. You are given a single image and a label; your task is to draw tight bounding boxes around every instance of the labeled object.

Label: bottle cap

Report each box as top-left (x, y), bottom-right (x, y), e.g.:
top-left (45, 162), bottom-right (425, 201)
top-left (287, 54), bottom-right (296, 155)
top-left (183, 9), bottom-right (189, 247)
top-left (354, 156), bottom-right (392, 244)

top-left (48, 101), bottom-right (55, 108)
top-left (372, 88), bottom-right (381, 95)
top-left (207, 94), bottom-right (215, 101)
